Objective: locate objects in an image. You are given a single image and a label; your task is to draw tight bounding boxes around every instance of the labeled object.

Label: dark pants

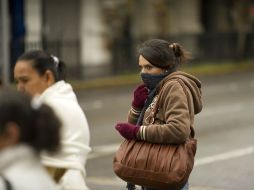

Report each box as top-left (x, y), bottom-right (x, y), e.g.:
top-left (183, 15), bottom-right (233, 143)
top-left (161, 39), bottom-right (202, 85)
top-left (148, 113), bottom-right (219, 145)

top-left (127, 182), bottom-right (189, 190)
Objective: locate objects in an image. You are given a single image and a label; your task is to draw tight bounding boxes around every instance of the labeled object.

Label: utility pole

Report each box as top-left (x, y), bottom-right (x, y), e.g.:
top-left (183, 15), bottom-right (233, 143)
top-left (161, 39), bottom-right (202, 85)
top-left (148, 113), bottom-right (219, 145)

top-left (1, 0), bottom-right (10, 86)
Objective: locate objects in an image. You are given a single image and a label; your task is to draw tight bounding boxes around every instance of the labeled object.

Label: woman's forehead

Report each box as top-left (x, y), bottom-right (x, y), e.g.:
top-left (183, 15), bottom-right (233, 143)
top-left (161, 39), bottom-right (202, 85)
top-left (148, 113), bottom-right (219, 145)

top-left (14, 60), bottom-right (37, 76)
top-left (139, 55), bottom-right (152, 66)
top-left (15, 60), bottom-right (34, 68)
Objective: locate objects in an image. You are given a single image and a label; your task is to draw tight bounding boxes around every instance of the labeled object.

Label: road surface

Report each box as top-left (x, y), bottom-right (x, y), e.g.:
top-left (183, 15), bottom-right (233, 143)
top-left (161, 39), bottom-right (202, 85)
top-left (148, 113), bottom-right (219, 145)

top-left (76, 70), bottom-right (254, 190)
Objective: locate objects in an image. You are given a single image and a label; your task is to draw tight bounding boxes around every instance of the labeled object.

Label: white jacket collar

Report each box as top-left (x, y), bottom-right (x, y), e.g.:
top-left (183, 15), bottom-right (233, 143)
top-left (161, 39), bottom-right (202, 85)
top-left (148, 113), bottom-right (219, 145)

top-left (0, 145), bottom-right (38, 171)
top-left (36, 81), bottom-right (77, 103)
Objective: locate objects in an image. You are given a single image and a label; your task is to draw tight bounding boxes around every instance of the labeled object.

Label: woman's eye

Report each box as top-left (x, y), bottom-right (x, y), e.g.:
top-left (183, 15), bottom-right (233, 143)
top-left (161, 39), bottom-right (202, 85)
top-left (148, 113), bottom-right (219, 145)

top-left (145, 65), bottom-right (152, 70)
top-left (20, 78), bottom-right (29, 84)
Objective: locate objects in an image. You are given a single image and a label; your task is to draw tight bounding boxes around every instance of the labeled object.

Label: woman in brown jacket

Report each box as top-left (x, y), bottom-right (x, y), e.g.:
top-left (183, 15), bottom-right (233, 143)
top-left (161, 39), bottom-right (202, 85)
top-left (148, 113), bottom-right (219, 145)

top-left (115, 39), bottom-right (203, 190)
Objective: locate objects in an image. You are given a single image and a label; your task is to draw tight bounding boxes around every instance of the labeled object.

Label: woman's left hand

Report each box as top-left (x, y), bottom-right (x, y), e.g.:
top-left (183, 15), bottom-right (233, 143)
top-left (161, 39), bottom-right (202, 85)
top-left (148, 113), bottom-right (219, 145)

top-left (115, 123), bottom-right (140, 139)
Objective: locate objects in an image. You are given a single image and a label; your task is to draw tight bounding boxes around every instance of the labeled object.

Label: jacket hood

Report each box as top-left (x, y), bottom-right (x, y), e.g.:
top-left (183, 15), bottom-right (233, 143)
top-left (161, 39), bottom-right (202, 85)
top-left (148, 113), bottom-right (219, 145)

top-left (160, 71), bottom-right (203, 114)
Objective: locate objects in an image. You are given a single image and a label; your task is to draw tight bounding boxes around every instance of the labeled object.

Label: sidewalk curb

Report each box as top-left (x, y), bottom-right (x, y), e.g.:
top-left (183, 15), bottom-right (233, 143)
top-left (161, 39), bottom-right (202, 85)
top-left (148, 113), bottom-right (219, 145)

top-left (70, 61), bottom-right (254, 91)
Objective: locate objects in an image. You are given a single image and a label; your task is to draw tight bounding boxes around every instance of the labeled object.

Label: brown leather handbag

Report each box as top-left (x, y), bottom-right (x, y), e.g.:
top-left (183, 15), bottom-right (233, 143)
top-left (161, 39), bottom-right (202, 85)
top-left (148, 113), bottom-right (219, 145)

top-left (113, 138), bottom-right (196, 190)
top-left (113, 79), bottom-right (197, 190)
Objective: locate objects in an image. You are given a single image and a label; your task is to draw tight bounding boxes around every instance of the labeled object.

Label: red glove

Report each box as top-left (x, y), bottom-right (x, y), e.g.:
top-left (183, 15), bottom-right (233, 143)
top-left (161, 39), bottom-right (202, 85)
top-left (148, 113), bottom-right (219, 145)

top-left (132, 84), bottom-right (148, 108)
top-left (115, 123), bottom-right (140, 139)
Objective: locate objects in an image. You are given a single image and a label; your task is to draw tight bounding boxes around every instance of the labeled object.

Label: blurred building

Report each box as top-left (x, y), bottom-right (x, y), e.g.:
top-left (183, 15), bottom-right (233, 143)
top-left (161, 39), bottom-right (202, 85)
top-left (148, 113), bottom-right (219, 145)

top-left (2, 0), bottom-right (254, 78)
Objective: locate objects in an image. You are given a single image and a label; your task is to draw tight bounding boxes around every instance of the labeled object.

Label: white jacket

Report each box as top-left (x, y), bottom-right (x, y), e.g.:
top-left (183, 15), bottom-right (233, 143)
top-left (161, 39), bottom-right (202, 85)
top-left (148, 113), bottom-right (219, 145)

top-left (36, 81), bottom-right (91, 190)
top-left (0, 145), bottom-right (58, 190)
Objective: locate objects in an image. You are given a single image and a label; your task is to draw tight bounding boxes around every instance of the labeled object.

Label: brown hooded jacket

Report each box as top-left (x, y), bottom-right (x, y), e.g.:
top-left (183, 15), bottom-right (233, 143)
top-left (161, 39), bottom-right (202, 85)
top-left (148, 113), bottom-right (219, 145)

top-left (128, 71), bottom-right (203, 144)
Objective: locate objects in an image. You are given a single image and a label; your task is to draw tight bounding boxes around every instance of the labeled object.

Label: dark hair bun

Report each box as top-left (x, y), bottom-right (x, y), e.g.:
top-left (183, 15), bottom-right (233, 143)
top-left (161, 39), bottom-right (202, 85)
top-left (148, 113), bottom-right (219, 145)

top-left (170, 43), bottom-right (183, 58)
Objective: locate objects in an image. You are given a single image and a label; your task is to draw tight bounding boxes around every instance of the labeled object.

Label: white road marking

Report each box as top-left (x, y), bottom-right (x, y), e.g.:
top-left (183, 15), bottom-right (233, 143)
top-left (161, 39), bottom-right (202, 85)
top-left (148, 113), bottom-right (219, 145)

top-left (87, 177), bottom-right (230, 190)
top-left (87, 145), bottom-right (253, 189)
top-left (195, 146), bottom-right (254, 166)
top-left (198, 103), bottom-right (245, 118)
top-left (87, 143), bottom-right (254, 190)
top-left (88, 101), bottom-right (252, 158)
top-left (88, 143), bottom-right (120, 159)
top-left (83, 100), bottom-right (103, 110)
top-left (87, 177), bottom-right (229, 190)
top-left (204, 82), bottom-right (240, 93)
top-left (87, 102), bottom-right (253, 189)
top-left (87, 176), bottom-right (123, 186)
top-left (88, 143), bottom-right (254, 166)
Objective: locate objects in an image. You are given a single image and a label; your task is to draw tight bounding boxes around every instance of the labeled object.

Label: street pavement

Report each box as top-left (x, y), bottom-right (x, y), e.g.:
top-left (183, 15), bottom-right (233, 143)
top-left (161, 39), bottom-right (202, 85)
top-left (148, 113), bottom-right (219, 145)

top-left (76, 69), bottom-right (254, 190)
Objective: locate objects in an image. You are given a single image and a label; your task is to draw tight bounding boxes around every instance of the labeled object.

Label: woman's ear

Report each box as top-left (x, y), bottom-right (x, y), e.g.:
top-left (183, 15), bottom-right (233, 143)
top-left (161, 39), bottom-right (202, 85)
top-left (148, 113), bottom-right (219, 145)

top-left (0, 122), bottom-right (20, 148)
top-left (45, 70), bottom-right (56, 86)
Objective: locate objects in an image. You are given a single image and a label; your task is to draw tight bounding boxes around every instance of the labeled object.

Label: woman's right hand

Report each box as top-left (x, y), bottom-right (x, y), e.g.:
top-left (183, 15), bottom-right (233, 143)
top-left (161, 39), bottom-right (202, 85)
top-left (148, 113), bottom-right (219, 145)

top-left (132, 84), bottom-right (148, 108)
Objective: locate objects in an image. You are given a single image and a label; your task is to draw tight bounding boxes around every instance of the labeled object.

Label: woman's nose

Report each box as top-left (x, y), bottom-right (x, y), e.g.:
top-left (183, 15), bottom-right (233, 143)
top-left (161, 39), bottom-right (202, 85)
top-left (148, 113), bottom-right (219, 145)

top-left (140, 67), bottom-right (147, 74)
top-left (17, 84), bottom-right (25, 93)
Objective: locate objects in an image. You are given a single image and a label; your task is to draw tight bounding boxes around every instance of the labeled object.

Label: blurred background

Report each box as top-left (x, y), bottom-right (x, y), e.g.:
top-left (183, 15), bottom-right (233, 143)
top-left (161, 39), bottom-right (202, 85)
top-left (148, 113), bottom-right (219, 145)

top-left (0, 0), bottom-right (254, 190)
top-left (0, 0), bottom-right (254, 81)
